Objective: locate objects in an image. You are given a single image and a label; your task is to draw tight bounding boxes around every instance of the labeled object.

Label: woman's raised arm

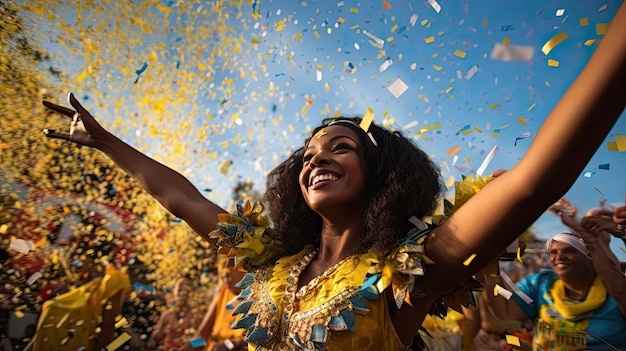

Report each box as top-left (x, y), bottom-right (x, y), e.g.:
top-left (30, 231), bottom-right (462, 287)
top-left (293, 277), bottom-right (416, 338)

top-left (42, 93), bottom-right (227, 242)
top-left (422, 1), bottom-right (626, 296)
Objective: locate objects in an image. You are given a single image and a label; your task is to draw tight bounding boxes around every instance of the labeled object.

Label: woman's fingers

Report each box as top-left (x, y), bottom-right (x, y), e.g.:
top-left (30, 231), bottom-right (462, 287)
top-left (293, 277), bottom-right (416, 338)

top-left (42, 128), bottom-right (70, 140)
top-left (42, 100), bottom-right (75, 117)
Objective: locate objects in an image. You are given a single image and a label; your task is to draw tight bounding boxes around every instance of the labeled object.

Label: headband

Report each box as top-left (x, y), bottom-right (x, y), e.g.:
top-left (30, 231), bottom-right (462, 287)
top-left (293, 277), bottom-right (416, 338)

top-left (545, 233), bottom-right (590, 259)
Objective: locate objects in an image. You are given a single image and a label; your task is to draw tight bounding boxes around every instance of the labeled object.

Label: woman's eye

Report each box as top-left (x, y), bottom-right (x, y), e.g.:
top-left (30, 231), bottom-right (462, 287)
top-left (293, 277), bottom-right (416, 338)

top-left (332, 143), bottom-right (353, 152)
top-left (303, 154), bottom-right (313, 163)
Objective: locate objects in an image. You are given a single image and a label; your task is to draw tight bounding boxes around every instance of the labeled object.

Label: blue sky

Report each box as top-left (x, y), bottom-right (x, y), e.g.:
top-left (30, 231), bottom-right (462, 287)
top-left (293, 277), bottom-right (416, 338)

top-left (23, 0), bottom-right (626, 257)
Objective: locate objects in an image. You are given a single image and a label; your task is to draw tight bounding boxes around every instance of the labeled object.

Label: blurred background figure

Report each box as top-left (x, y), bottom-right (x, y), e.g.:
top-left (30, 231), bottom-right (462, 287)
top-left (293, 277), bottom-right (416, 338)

top-left (177, 256), bottom-right (246, 351)
top-left (28, 233), bottom-right (131, 351)
top-left (147, 277), bottom-right (203, 350)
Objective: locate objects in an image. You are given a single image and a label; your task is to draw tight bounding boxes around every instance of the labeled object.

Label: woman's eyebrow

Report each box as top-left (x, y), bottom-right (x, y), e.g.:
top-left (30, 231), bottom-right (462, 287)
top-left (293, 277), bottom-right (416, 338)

top-left (304, 134), bottom-right (358, 152)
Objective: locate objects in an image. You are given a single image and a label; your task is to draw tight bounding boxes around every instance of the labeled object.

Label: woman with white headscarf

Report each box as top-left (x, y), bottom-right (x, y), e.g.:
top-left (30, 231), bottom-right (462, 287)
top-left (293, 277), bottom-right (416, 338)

top-left (483, 229), bottom-right (626, 351)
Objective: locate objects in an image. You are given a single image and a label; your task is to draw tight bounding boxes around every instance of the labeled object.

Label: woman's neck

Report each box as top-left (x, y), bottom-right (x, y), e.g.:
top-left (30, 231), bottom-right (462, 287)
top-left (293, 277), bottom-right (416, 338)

top-left (562, 272), bottom-right (596, 300)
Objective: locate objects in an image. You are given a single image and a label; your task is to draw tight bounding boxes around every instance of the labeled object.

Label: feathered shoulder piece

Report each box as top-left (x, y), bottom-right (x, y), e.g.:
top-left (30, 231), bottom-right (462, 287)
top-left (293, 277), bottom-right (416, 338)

top-left (367, 174), bottom-right (496, 316)
top-left (208, 200), bottom-right (283, 271)
top-left (431, 173), bottom-right (495, 225)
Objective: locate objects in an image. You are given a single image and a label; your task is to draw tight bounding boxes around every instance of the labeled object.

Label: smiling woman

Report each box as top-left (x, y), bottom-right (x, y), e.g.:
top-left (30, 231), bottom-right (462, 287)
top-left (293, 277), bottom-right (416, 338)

top-left (37, 1), bottom-right (626, 350)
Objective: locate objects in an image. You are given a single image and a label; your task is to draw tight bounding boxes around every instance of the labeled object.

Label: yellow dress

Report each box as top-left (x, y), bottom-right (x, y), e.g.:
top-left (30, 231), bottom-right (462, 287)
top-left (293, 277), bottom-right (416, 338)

top-left (207, 286), bottom-right (246, 350)
top-left (211, 201), bottom-right (480, 351)
top-left (32, 264), bottom-right (131, 351)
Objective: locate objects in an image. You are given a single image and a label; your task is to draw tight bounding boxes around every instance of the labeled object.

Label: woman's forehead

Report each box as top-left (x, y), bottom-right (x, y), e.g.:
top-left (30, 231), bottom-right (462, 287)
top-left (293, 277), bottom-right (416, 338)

top-left (310, 124), bottom-right (360, 143)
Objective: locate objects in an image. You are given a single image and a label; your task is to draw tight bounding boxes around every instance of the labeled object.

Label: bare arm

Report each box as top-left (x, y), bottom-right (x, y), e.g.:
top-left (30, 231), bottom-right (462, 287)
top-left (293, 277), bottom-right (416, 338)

top-left (421, 1), bottom-right (626, 297)
top-left (42, 94), bottom-right (226, 241)
top-left (95, 290), bottom-right (124, 351)
top-left (391, 3), bottom-right (626, 342)
top-left (178, 289), bottom-right (220, 351)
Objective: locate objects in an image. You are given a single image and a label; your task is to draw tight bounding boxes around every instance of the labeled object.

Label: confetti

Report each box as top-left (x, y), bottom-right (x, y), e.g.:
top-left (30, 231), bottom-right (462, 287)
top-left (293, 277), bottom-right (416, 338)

top-left (476, 145), bottom-right (499, 176)
top-left (541, 32), bottom-right (568, 55)
top-left (494, 284), bottom-right (513, 299)
top-left (427, 0), bottom-right (442, 13)
top-left (446, 145), bottom-right (461, 157)
top-left (360, 107), bottom-right (375, 132)
top-left (379, 57), bottom-right (393, 72)
top-left (505, 334), bottom-right (521, 347)
top-left (463, 253), bottom-right (477, 266)
top-left (362, 30), bottom-right (384, 48)
top-left (594, 187), bottom-right (605, 196)
top-left (464, 65), bottom-right (479, 80)
top-left (491, 43), bottom-right (534, 61)
top-left (106, 332), bottom-right (132, 350)
top-left (387, 78), bottom-right (409, 98)
top-left (514, 132), bottom-right (531, 146)
top-left (9, 239), bottom-right (34, 254)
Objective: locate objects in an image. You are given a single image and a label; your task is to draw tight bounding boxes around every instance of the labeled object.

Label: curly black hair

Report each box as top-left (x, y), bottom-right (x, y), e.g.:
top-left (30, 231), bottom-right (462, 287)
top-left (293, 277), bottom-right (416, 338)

top-left (263, 116), bottom-right (444, 258)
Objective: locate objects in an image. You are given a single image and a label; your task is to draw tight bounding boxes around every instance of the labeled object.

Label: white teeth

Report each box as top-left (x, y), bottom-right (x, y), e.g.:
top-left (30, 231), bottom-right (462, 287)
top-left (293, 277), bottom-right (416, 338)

top-left (310, 173), bottom-right (338, 186)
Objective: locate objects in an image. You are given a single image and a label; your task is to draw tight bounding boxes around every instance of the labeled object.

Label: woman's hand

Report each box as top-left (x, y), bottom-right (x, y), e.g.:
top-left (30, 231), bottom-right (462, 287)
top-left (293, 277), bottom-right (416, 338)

top-left (547, 198), bottom-right (578, 219)
top-left (581, 207), bottom-right (623, 243)
top-left (42, 92), bottom-right (111, 149)
top-left (613, 205), bottom-right (626, 233)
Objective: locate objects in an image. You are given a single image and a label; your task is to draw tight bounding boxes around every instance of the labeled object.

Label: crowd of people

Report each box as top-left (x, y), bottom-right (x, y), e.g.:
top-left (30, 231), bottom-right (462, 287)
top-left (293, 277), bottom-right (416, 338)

top-left (0, 1), bottom-right (624, 350)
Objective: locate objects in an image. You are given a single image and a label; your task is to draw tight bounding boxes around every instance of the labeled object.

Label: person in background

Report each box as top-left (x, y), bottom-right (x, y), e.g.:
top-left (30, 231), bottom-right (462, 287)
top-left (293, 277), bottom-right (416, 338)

top-left (484, 227), bottom-right (626, 350)
top-left (176, 256), bottom-right (247, 351)
top-left (28, 234), bottom-right (131, 351)
top-left (38, 3), bottom-right (626, 350)
top-left (147, 278), bottom-right (203, 351)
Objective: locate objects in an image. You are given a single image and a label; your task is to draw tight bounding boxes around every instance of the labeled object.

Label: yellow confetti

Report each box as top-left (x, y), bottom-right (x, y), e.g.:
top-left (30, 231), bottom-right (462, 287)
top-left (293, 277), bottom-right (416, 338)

top-left (489, 102), bottom-right (500, 110)
top-left (419, 123), bottom-right (441, 134)
top-left (584, 39), bottom-right (597, 46)
top-left (219, 160), bottom-right (233, 175)
top-left (548, 59), bottom-right (559, 67)
top-left (516, 116), bottom-right (527, 125)
top-left (349, 7), bottom-right (359, 13)
top-left (502, 36), bottom-right (511, 45)
top-left (579, 17), bottom-right (589, 27)
top-left (505, 334), bottom-right (521, 347)
top-left (453, 49), bottom-right (466, 58)
top-left (615, 135), bottom-right (626, 152)
top-left (106, 332), bottom-right (132, 351)
top-left (114, 317), bottom-right (129, 329)
top-left (156, 4), bottom-right (172, 13)
top-left (76, 68), bottom-right (90, 83)
top-left (445, 176), bottom-right (455, 188)
top-left (463, 253), bottom-right (477, 266)
top-left (541, 32), bottom-right (568, 55)
top-left (423, 36), bottom-right (435, 44)
top-left (596, 23), bottom-right (609, 35)
top-left (360, 107), bottom-right (375, 132)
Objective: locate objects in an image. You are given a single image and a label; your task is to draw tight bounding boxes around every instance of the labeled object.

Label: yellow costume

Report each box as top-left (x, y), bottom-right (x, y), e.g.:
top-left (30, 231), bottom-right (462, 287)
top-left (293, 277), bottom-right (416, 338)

top-left (32, 264), bottom-right (131, 351)
top-left (210, 202), bottom-right (481, 351)
top-left (207, 285), bottom-right (246, 350)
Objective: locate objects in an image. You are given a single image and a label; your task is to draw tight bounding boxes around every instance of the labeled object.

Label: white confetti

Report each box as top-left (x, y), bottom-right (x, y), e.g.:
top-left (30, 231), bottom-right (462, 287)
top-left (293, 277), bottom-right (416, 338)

top-left (387, 78), bottom-right (409, 98)
top-left (490, 43), bottom-right (535, 61)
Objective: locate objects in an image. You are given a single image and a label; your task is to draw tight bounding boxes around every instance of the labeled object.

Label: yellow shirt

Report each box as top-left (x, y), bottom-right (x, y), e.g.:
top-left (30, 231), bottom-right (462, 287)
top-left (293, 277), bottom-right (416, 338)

top-left (32, 265), bottom-right (131, 351)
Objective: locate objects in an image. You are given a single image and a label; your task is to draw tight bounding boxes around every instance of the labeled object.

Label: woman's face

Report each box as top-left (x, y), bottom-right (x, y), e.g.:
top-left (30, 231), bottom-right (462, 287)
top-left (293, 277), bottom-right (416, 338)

top-left (548, 240), bottom-right (593, 278)
top-left (299, 125), bottom-right (366, 214)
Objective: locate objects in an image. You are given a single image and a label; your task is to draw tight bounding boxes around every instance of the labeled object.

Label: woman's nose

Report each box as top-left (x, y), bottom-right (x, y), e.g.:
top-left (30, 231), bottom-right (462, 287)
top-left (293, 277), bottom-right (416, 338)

top-left (309, 151), bottom-right (329, 168)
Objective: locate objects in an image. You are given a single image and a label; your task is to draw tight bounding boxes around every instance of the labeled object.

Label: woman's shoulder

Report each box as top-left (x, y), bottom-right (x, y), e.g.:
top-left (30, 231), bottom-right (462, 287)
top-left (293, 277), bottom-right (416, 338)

top-left (209, 201), bottom-right (285, 271)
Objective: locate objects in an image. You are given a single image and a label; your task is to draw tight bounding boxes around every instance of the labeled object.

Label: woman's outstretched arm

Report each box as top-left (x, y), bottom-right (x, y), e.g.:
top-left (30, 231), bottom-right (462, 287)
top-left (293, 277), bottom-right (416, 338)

top-left (421, 1), bottom-right (626, 297)
top-left (42, 94), bottom-right (227, 242)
